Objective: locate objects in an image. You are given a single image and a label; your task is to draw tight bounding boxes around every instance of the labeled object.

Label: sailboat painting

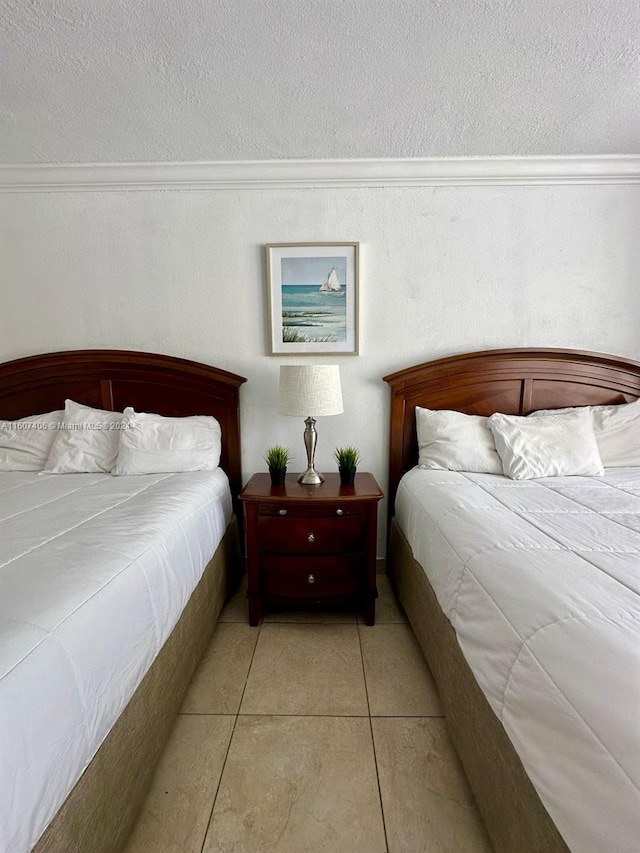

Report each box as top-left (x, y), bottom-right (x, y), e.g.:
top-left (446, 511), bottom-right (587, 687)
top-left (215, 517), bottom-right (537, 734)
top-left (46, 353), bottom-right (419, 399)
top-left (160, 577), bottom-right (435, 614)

top-left (266, 243), bottom-right (359, 354)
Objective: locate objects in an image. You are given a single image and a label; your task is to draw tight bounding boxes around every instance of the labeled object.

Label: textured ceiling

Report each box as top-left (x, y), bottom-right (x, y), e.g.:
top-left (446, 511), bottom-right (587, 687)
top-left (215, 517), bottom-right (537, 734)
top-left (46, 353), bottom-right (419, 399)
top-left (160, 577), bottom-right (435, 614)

top-left (1, 0), bottom-right (639, 164)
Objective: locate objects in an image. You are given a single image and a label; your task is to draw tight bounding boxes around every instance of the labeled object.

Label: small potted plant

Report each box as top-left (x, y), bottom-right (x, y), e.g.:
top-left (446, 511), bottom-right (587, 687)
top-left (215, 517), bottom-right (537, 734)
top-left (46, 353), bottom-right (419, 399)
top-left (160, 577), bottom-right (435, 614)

top-left (334, 445), bottom-right (361, 486)
top-left (265, 445), bottom-right (290, 485)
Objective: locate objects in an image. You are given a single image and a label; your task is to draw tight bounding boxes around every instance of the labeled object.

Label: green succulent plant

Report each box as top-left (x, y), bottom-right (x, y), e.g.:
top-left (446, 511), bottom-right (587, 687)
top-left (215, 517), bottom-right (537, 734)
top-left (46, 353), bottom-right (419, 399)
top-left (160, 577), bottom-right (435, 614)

top-left (334, 445), bottom-right (361, 475)
top-left (264, 445), bottom-right (290, 473)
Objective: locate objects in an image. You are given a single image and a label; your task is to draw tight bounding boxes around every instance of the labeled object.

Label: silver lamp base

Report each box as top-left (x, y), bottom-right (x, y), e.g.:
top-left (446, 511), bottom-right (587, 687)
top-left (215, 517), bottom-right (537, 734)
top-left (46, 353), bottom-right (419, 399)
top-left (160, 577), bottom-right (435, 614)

top-left (298, 467), bottom-right (325, 485)
top-left (297, 415), bottom-right (324, 485)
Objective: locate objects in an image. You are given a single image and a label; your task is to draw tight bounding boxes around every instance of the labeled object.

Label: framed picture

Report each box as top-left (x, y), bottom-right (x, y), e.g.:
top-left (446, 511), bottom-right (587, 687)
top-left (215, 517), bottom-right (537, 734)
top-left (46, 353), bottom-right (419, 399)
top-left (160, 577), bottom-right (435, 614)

top-left (266, 242), bottom-right (359, 355)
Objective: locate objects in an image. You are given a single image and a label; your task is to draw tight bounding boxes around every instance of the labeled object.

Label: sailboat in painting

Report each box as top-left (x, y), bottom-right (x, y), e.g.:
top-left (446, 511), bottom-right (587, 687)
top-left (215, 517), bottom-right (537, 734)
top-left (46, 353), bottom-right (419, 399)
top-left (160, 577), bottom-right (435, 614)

top-left (319, 267), bottom-right (345, 296)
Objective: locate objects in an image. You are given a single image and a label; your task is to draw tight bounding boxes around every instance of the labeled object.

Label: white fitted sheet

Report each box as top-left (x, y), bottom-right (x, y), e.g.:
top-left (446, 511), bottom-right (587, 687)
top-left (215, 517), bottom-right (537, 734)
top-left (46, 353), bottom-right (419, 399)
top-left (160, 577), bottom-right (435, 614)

top-left (396, 467), bottom-right (640, 853)
top-left (0, 470), bottom-right (232, 853)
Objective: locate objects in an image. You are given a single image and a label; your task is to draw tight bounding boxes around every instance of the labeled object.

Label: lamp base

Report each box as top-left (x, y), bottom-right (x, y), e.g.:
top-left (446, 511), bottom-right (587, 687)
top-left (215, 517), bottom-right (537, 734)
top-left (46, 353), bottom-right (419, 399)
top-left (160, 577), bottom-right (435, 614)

top-left (298, 415), bottom-right (325, 485)
top-left (298, 468), bottom-right (325, 485)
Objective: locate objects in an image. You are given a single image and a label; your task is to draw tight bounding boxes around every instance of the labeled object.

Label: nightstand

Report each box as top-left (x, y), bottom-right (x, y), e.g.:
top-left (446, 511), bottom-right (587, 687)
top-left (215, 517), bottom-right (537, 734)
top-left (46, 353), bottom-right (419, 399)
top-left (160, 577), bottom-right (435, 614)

top-left (239, 472), bottom-right (383, 626)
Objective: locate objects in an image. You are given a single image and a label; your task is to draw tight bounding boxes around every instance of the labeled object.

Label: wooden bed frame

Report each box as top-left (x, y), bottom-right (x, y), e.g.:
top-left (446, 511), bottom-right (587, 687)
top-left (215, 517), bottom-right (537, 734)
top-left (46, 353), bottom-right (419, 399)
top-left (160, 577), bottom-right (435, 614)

top-left (0, 349), bottom-right (247, 853)
top-left (383, 347), bottom-right (640, 853)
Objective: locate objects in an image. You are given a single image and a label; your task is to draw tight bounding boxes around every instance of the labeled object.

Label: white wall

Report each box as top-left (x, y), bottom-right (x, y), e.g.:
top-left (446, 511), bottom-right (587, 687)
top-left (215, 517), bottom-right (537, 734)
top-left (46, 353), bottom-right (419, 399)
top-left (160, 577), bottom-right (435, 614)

top-left (2, 179), bottom-right (639, 553)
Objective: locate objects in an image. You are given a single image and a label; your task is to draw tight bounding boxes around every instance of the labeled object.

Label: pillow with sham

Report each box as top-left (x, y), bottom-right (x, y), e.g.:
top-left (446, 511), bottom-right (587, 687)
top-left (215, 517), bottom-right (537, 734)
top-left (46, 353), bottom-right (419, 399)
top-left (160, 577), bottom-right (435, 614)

top-left (0, 411), bottom-right (64, 471)
top-left (529, 398), bottom-right (640, 467)
top-left (112, 408), bottom-right (222, 475)
top-left (416, 407), bottom-right (503, 474)
top-left (43, 400), bottom-right (124, 474)
top-left (488, 410), bottom-right (604, 480)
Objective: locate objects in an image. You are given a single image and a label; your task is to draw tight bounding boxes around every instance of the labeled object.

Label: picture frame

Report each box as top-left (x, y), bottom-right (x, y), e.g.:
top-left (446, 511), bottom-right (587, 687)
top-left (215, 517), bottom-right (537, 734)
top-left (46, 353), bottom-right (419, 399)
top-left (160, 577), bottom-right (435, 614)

top-left (266, 242), bottom-right (359, 355)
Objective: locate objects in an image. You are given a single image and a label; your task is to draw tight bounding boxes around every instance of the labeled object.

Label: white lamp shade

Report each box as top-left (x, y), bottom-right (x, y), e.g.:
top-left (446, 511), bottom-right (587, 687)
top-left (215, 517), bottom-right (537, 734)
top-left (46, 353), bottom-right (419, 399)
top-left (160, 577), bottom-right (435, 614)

top-left (278, 365), bottom-right (344, 417)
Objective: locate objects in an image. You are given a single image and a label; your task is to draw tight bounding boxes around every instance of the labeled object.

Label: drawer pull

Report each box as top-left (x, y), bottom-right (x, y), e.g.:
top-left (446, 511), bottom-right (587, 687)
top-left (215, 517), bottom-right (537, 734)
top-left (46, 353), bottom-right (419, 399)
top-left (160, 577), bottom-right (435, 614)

top-left (278, 509), bottom-right (287, 516)
top-left (308, 533), bottom-right (315, 543)
top-left (336, 508), bottom-right (343, 516)
top-left (308, 574), bottom-right (315, 584)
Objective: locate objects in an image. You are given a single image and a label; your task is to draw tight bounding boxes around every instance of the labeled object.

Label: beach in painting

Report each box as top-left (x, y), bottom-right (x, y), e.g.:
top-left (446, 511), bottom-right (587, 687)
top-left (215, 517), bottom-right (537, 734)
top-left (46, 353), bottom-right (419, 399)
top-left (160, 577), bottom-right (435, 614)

top-left (281, 285), bottom-right (347, 343)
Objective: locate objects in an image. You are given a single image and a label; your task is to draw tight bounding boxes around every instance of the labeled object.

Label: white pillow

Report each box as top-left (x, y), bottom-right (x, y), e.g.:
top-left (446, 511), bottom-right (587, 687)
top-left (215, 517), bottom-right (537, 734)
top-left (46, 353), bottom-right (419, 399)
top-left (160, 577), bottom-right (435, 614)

top-left (44, 400), bottom-right (124, 474)
top-left (416, 407), bottom-right (503, 474)
top-left (488, 410), bottom-right (604, 480)
top-left (529, 398), bottom-right (640, 467)
top-left (112, 408), bottom-right (222, 475)
top-left (0, 411), bottom-right (64, 471)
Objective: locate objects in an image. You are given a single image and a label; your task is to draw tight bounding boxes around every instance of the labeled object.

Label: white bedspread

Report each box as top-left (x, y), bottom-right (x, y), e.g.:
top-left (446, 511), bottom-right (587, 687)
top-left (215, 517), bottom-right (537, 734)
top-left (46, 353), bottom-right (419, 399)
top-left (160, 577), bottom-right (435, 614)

top-left (396, 467), bottom-right (640, 853)
top-left (0, 470), bottom-right (232, 853)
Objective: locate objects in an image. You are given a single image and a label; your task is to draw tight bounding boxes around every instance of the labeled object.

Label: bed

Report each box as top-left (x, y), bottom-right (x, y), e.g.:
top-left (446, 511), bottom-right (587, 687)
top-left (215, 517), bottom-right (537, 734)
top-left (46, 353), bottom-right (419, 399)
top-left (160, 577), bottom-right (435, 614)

top-left (383, 347), bottom-right (640, 853)
top-left (0, 350), bottom-right (246, 853)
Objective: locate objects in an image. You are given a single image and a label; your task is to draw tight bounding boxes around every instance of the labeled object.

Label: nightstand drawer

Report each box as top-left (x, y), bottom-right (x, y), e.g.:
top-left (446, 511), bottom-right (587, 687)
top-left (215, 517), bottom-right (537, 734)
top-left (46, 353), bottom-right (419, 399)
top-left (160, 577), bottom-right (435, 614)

top-left (258, 515), bottom-right (365, 554)
top-left (262, 554), bottom-right (362, 599)
top-left (257, 503), bottom-right (364, 518)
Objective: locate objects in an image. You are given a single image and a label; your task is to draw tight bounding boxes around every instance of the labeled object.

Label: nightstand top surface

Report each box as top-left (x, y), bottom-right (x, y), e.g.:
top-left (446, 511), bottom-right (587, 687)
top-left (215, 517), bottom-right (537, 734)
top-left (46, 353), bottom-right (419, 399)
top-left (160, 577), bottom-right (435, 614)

top-left (240, 472), bottom-right (383, 503)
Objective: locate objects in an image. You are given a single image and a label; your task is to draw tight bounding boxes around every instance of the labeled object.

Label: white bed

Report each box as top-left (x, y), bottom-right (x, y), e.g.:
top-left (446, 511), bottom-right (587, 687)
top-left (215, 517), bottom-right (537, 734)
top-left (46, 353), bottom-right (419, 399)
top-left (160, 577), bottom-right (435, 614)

top-left (384, 348), bottom-right (640, 852)
top-left (395, 466), bottom-right (640, 853)
top-left (0, 470), bottom-right (232, 853)
top-left (0, 349), bottom-right (246, 853)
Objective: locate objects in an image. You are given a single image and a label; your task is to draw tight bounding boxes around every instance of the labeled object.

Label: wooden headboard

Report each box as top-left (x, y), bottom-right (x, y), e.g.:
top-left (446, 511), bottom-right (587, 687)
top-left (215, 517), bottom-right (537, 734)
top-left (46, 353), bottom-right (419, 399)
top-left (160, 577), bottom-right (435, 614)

top-left (0, 349), bottom-right (247, 505)
top-left (383, 347), bottom-right (640, 511)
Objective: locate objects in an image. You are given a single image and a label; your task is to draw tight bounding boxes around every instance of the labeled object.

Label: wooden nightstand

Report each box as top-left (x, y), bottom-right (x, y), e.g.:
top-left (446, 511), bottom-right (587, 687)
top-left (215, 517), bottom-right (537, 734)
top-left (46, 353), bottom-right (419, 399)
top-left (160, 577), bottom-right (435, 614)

top-left (239, 472), bottom-right (383, 626)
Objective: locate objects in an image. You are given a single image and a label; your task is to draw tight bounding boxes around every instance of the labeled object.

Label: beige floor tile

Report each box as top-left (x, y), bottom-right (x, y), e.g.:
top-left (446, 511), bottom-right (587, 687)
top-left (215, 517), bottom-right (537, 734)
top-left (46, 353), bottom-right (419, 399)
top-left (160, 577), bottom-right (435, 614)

top-left (358, 574), bottom-right (407, 625)
top-left (124, 714), bottom-right (235, 853)
top-left (218, 575), bottom-right (248, 622)
top-left (181, 623), bottom-right (258, 714)
top-left (264, 606), bottom-right (357, 624)
top-left (372, 717), bottom-right (492, 852)
top-left (240, 623), bottom-right (368, 716)
top-left (360, 623), bottom-right (442, 716)
top-left (203, 715), bottom-right (386, 853)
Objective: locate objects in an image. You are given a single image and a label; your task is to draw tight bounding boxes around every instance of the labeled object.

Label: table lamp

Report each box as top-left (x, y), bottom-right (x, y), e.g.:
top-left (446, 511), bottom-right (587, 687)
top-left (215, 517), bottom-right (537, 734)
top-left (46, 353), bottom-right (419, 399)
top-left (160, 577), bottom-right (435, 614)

top-left (278, 365), bottom-right (344, 484)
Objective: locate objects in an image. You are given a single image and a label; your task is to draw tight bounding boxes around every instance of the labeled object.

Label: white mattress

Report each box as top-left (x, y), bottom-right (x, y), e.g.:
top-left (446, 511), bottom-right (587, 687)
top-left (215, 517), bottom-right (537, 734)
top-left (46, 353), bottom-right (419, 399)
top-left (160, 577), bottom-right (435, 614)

top-left (0, 470), bottom-right (232, 853)
top-left (395, 467), bottom-right (640, 853)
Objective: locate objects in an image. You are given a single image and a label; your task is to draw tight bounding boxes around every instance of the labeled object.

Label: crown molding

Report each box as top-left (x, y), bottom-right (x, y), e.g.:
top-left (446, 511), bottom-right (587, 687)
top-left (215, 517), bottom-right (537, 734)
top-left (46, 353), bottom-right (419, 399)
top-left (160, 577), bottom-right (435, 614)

top-left (1, 156), bottom-right (638, 193)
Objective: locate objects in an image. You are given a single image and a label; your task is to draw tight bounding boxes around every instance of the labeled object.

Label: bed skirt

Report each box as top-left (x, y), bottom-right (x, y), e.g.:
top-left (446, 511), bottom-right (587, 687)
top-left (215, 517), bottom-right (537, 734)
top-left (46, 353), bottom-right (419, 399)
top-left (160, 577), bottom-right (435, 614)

top-left (388, 517), bottom-right (569, 853)
top-left (32, 516), bottom-right (243, 853)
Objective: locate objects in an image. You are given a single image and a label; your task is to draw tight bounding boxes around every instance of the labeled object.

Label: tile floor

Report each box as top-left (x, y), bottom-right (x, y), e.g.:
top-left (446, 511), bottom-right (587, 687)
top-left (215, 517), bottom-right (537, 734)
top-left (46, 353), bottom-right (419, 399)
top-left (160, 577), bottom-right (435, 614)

top-left (124, 577), bottom-right (493, 853)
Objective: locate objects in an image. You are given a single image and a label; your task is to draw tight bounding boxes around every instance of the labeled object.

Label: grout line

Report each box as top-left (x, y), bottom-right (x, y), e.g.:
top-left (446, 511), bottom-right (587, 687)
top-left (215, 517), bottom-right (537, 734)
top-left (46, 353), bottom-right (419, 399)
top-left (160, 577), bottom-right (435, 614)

top-left (180, 711), bottom-right (446, 721)
top-left (180, 710), bottom-right (368, 717)
top-left (199, 618), bottom-right (262, 853)
top-left (357, 621), bottom-right (390, 853)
